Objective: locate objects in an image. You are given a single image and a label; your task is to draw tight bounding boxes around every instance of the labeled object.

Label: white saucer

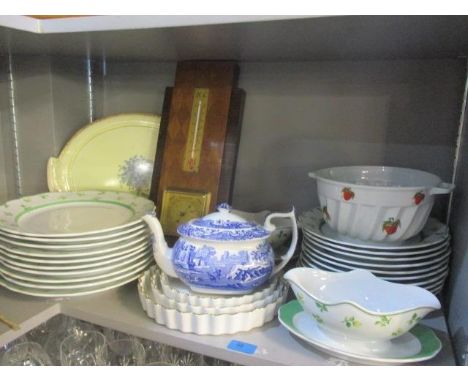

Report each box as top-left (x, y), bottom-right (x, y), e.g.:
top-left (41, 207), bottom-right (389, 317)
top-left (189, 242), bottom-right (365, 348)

top-left (278, 300), bottom-right (441, 365)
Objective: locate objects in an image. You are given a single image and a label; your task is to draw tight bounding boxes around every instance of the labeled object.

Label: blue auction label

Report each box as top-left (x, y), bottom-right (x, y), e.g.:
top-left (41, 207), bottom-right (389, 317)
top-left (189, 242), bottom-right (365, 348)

top-left (227, 340), bottom-right (257, 355)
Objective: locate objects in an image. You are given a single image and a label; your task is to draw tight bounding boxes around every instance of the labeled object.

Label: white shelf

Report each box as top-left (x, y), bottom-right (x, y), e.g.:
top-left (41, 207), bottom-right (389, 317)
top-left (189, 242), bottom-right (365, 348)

top-left (0, 15), bottom-right (314, 34)
top-left (0, 282), bottom-right (456, 365)
top-left (1, 16), bottom-right (468, 61)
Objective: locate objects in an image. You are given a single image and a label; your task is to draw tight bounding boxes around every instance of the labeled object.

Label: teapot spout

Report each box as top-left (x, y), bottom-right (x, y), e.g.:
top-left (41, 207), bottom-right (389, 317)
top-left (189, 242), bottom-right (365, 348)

top-left (142, 214), bottom-right (178, 278)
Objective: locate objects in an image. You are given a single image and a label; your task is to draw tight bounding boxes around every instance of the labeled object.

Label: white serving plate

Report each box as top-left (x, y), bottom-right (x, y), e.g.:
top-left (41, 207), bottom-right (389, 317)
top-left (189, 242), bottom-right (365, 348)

top-left (303, 230), bottom-right (450, 257)
top-left (2, 222), bottom-right (148, 244)
top-left (295, 258), bottom-right (446, 294)
top-left (0, 269), bottom-right (145, 298)
top-left (0, 191), bottom-right (154, 237)
top-left (300, 209), bottom-right (449, 250)
top-left (0, 242), bottom-right (150, 270)
top-left (303, 236), bottom-right (450, 261)
top-left (149, 267), bottom-right (285, 315)
top-left (0, 258), bottom-right (153, 289)
top-left (159, 270), bottom-right (280, 308)
top-left (138, 269), bottom-right (287, 335)
top-left (0, 235), bottom-right (149, 260)
top-left (302, 243), bottom-right (451, 270)
top-left (0, 248), bottom-right (151, 278)
top-left (0, 229), bottom-right (148, 251)
top-left (300, 255), bottom-right (449, 283)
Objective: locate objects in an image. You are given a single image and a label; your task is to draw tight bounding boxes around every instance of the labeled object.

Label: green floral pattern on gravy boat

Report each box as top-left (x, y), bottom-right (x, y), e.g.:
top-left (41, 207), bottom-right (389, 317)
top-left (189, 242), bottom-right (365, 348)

top-left (278, 300), bottom-right (442, 365)
top-left (284, 268), bottom-right (441, 343)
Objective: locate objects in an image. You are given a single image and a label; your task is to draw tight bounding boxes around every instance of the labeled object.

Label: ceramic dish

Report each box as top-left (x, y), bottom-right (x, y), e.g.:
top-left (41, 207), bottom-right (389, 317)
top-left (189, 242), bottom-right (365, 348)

top-left (0, 269), bottom-right (146, 298)
top-left (0, 230), bottom-right (148, 251)
top-left (298, 256), bottom-right (449, 294)
top-left (278, 300), bottom-right (441, 365)
top-left (0, 250), bottom-right (152, 282)
top-left (304, 236), bottom-right (450, 261)
top-left (0, 242), bottom-right (150, 270)
top-left (284, 268), bottom-right (440, 344)
top-left (0, 236), bottom-right (150, 261)
top-left (303, 244), bottom-right (451, 271)
top-left (308, 166), bottom-right (453, 242)
top-left (0, 191), bottom-right (154, 237)
top-left (0, 257), bottom-right (153, 290)
top-left (297, 256), bottom-right (445, 294)
top-left (2, 222), bottom-right (148, 244)
top-left (159, 270), bottom-right (280, 308)
top-left (48, 113), bottom-right (160, 197)
top-left (138, 268), bottom-right (287, 335)
top-left (300, 253), bottom-right (449, 281)
top-left (300, 209), bottom-right (449, 251)
top-left (149, 267), bottom-right (285, 315)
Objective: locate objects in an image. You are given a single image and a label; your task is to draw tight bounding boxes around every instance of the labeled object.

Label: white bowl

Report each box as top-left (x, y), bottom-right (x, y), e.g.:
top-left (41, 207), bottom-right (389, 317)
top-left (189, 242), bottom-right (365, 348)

top-left (309, 166), bottom-right (454, 242)
top-left (284, 268), bottom-right (440, 351)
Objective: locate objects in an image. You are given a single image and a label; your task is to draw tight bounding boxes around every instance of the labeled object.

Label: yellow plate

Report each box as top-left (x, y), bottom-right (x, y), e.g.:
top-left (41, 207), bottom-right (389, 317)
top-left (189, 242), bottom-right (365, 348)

top-left (48, 113), bottom-right (160, 196)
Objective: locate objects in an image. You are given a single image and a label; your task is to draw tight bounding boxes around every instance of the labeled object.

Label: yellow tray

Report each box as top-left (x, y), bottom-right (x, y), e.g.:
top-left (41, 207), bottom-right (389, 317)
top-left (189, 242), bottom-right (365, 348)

top-left (48, 113), bottom-right (160, 197)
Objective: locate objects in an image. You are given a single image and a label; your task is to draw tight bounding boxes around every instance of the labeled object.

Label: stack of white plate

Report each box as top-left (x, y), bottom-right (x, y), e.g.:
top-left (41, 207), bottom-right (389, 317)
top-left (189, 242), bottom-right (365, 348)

top-left (138, 266), bottom-right (288, 335)
top-left (0, 191), bottom-right (155, 297)
top-left (298, 208), bottom-right (451, 294)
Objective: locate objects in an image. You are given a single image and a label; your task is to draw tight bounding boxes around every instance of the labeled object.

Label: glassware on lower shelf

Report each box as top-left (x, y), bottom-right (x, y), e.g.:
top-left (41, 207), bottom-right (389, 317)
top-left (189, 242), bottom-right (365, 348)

top-left (0, 342), bottom-right (53, 366)
top-left (60, 330), bottom-right (108, 366)
top-left (107, 339), bottom-right (146, 366)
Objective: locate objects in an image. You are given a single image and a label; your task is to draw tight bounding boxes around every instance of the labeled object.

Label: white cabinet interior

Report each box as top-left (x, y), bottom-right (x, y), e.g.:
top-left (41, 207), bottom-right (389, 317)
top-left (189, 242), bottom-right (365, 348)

top-left (0, 15), bottom-right (467, 365)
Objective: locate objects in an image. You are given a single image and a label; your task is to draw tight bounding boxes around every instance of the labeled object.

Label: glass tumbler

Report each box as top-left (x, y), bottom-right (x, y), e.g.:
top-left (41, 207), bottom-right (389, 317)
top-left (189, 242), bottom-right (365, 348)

top-left (60, 330), bottom-right (108, 366)
top-left (107, 339), bottom-right (146, 366)
top-left (0, 342), bottom-right (53, 366)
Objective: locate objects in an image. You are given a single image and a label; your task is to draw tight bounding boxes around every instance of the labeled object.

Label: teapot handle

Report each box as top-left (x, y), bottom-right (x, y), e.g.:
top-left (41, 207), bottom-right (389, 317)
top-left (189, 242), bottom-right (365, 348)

top-left (264, 208), bottom-right (298, 276)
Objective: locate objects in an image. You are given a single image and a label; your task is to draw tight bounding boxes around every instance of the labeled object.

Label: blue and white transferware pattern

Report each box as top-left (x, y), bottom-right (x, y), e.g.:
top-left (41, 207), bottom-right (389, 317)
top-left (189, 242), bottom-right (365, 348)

top-left (143, 203), bottom-right (298, 295)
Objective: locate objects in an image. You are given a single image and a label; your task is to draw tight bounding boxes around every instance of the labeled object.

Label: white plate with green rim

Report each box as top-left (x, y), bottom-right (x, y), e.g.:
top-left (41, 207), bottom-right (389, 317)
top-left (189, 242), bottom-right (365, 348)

top-left (3, 222), bottom-right (148, 243)
top-left (48, 113), bottom-right (160, 198)
top-left (278, 300), bottom-right (441, 365)
top-left (0, 241), bottom-right (150, 268)
top-left (0, 244), bottom-right (151, 273)
top-left (0, 267), bottom-right (146, 298)
top-left (0, 252), bottom-right (152, 283)
top-left (0, 191), bottom-right (154, 237)
top-left (0, 235), bottom-right (149, 259)
top-left (0, 258), bottom-right (153, 290)
top-left (0, 230), bottom-right (148, 250)
top-left (300, 209), bottom-right (449, 251)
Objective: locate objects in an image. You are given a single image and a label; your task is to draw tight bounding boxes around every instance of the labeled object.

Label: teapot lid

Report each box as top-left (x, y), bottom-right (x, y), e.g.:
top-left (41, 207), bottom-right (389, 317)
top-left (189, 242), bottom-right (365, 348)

top-left (177, 203), bottom-right (270, 241)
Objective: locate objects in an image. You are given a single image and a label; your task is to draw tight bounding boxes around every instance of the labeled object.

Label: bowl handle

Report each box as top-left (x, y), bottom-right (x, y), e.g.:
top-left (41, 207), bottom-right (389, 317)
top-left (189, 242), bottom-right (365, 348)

top-left (430, 182), bottom-right (455, 195)
top-left (264, 208), bottom-right (298, 276)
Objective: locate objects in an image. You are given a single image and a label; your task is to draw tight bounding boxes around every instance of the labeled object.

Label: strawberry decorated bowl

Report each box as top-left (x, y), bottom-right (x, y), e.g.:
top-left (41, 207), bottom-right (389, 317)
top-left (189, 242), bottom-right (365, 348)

top-left (308, 166), bottom-right (454, 242)
top-left (284, 268), bottom-right (441, 352)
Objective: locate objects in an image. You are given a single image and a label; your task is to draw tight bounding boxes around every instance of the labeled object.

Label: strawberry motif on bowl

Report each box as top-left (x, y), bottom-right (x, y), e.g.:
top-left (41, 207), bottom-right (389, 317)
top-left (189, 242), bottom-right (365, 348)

top-left (382, 218), bottom-right (401, 235)
top-left (414, 192), bottom-right (425, 205)
top-left (341, 187), bottom-right (355, 201)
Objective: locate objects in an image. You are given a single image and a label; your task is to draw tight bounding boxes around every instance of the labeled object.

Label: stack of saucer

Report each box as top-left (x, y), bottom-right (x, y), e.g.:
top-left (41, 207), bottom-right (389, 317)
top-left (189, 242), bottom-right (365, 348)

top-left (0, 191), bottom-right (155, 297)
top-left (138, 266), bottom-right (288, 335)
top-left (298, 209), bottom-right (451, 294)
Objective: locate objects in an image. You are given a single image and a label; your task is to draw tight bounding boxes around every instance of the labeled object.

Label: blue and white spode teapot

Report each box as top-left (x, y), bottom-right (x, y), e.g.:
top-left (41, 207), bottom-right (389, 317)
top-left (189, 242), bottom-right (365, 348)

top-left (143, 203), bottom-right (298, 295)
